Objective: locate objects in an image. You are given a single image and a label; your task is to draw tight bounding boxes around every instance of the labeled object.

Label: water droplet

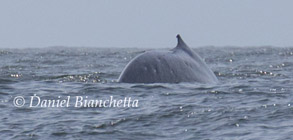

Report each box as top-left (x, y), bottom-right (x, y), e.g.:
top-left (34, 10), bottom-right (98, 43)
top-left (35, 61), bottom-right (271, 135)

top-left (260, 71), bottom-right (263, 74)
top-left (210, 90), bottom-right (217, 93)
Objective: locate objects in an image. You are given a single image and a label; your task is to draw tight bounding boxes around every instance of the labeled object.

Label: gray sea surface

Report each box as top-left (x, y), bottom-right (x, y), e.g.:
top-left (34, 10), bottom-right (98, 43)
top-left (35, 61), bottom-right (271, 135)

top-left (0, 47), bottom-right (293, 140)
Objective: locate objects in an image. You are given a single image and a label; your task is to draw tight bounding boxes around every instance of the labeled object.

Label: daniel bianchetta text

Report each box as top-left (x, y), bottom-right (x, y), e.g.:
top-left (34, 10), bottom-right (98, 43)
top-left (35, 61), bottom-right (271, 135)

top-left (16, 94), bottom-right (139, 108)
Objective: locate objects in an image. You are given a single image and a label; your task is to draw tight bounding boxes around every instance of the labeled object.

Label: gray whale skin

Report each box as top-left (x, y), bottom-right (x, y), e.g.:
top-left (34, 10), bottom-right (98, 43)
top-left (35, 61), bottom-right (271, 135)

top-left (118, 35), bottom-right (218, 84)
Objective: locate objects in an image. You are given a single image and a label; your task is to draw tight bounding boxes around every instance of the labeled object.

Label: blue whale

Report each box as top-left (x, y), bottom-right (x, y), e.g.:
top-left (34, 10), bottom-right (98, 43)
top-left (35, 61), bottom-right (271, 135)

top-left (118, 35), bottom-right (218, 84)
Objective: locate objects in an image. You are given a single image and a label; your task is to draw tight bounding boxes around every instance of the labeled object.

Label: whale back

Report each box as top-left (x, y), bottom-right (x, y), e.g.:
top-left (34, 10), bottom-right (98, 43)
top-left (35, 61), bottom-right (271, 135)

top-left (118, 35), bottom-right (218, 83)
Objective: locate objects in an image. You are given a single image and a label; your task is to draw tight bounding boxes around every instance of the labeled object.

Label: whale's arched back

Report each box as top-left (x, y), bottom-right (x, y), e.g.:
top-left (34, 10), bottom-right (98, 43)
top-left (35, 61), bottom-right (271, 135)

top-left (118, 35), bottom-right (218, 84)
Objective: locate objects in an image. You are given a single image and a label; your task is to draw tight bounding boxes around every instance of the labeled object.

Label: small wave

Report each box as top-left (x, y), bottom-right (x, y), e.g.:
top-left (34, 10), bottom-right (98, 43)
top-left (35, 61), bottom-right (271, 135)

top-left (130, 84), bottom-right (170, 89)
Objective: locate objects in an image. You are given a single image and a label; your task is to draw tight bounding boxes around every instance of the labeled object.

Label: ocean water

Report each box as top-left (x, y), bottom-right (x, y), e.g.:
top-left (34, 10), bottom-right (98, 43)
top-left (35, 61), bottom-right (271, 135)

top-left (0, 47), bottom-right (293, 140)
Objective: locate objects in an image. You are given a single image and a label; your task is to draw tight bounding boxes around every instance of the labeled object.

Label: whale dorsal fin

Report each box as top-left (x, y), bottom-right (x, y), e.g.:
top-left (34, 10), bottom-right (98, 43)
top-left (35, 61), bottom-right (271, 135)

top-left (176, 34), bottom-right (188, 48)
top-left (173, 34), bottom-right (201, 60)
top-left (174, 34), bottom-right (192, 53)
